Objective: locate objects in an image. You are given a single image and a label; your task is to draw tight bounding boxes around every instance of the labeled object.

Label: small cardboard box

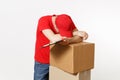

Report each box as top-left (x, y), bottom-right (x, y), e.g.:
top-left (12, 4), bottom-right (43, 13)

top-left (49, 66), bottom-right (91, 80)
top-left (50, 42), bottom-right (94, 74)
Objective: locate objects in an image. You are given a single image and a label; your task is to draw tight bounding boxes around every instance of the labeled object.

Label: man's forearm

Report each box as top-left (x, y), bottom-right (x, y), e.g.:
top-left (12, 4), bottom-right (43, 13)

top-left (69, 35), bottom-right (83, 44)
top-left (50, 34), bottom-right (62, 43)
top-left (42, 29), bottom-right (62, 43)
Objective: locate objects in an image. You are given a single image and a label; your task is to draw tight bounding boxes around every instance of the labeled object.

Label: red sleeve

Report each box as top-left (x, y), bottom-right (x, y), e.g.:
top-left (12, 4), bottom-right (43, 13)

top-left (37, 16), bottom-right (51, 31)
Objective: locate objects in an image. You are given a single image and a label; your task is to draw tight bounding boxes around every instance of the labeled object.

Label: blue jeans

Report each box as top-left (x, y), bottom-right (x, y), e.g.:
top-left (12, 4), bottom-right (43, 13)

top-left (34, 61), bottom-right (49, 80)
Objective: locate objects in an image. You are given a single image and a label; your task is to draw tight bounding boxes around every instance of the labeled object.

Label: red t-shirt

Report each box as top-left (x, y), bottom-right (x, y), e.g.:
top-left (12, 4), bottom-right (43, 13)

top-left (34, 15), bottom-right (76, 64)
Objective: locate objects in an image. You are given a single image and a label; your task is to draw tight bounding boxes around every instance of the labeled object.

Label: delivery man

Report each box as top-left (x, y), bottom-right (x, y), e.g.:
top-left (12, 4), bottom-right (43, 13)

top-left (34, 14), bottom-right (88, 80)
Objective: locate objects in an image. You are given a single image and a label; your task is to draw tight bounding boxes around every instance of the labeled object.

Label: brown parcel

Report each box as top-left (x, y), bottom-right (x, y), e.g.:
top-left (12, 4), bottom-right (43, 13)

top-left (49, 66), bottom-right (91, 80)
top-left (50, 42), bottom-right (95, 74)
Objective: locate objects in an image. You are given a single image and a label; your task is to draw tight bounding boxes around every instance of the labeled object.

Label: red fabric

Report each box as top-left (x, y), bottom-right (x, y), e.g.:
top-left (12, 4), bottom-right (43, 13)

top-left (56, 14), bottom-right (76, 37)
top-left (34, 14), bottom-right (76, 64)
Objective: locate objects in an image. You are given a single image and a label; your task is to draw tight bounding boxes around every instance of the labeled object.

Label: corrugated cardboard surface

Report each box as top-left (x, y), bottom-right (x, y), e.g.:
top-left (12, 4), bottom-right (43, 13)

top-left (50, 42), bottom-right (94, 73)
top-left (49, 66), bottom-right (91, 80)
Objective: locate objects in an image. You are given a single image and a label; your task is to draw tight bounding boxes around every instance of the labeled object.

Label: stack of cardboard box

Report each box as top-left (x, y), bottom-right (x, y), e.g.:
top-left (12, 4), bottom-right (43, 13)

top-left (50, 42), bottom-right (95, 80)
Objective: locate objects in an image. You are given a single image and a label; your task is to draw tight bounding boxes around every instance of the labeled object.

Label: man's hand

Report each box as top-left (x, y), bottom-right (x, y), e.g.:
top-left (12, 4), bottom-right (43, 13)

top-left (78, 31), bottom-right (88, 40)
top-left (58, 36), bottom-right (83, 45)
top-left (58, 38), bottom-right (71, 45)
top-left (73, 31), bottom-right (88, 40)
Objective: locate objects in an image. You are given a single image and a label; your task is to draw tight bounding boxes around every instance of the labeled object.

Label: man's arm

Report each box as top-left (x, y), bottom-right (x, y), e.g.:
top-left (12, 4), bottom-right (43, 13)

top-left (60, 28), bottom-right (89, 45)
top-left (59, 35), bottom-right (83, 45)
top-left (42, 29), bottom-right (62, 43)
top-left (58, 29), bottom-right (84, 45)
top-left (42, 28), bottom-right (88, 45)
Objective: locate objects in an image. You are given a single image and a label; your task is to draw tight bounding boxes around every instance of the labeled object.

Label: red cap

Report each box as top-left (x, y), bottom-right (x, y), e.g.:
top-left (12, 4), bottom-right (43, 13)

top-left (55, 14), bottom-right (73, 37)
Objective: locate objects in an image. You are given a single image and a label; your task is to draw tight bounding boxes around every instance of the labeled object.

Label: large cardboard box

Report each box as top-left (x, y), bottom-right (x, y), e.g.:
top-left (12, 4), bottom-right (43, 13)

top-left (49, 66), bottom-right (91, 80)
top-left (50, 42), bottom-right (94, 74)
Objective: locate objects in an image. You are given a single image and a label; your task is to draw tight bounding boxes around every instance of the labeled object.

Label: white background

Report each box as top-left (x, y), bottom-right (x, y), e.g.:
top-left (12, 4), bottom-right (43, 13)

top-left (0, 0), bottom-right (120, 80)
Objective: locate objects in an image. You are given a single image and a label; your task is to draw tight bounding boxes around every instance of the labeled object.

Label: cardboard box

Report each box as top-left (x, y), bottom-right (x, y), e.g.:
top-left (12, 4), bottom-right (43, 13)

top-left (50, 42), bottom-right (94, 74)
top-left (49, 66), bottom-right (91, 80)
